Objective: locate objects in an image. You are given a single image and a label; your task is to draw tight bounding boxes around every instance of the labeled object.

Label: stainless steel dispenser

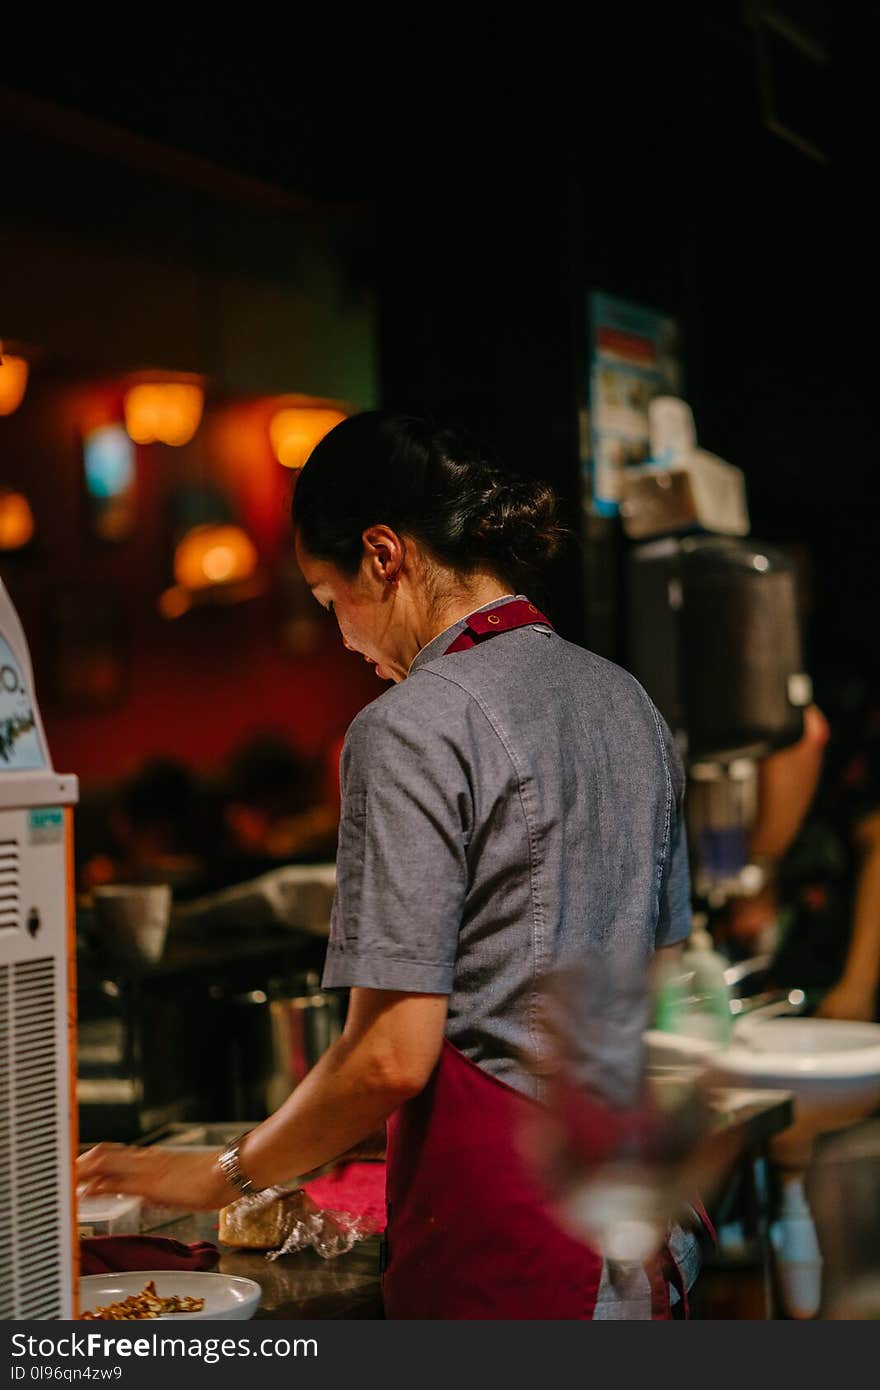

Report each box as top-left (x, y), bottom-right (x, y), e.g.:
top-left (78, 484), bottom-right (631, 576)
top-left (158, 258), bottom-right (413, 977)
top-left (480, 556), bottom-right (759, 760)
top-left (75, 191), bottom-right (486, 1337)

top-left (626, 535), bottom-right (812, 903)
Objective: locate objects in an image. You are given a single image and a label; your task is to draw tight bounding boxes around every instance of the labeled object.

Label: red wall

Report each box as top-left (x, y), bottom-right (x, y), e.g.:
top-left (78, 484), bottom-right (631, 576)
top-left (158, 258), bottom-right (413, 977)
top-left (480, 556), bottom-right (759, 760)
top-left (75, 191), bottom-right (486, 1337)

top-left (0, 377), bottom-right (379, 787)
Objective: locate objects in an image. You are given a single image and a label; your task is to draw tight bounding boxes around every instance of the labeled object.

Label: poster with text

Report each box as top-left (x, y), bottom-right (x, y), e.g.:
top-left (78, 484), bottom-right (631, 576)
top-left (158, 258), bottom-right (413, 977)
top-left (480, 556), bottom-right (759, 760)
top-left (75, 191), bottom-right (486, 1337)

top-left (586, 291), bottom-right (683, 516)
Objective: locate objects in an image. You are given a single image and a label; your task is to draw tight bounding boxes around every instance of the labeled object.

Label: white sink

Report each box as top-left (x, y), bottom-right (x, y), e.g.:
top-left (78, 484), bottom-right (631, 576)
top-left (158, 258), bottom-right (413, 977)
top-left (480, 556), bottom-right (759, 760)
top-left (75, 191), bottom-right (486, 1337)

top-left (646, 1015), bottom-right (880, 1317)
top-left (646, 1016), bottom-right (880, 1170)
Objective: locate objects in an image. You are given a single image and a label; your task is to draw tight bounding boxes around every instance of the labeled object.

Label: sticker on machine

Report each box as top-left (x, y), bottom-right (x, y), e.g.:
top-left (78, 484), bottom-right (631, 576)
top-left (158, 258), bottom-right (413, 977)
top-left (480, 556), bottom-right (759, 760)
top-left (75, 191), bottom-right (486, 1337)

top-left (28, 807), bottom-right (64, 845)
top-left (0, 635), bottom-right (46, 769)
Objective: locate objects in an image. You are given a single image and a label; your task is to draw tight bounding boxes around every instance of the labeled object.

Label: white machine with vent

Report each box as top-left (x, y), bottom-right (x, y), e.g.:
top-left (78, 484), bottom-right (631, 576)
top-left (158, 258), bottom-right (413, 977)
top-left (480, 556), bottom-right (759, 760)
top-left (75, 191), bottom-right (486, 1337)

top-left (0, 577), bottom-right (78, 1319)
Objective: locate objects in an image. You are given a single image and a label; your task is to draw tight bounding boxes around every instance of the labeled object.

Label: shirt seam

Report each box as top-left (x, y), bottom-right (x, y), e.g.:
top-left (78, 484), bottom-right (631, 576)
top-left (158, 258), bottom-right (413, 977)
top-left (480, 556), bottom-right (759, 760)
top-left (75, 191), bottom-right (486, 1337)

top-left (409, 666), bottom-right (548, 1078)
top-left (642, 690), bottom-right (674, 906)
top-left (326, 944), bottom-right (455, 968)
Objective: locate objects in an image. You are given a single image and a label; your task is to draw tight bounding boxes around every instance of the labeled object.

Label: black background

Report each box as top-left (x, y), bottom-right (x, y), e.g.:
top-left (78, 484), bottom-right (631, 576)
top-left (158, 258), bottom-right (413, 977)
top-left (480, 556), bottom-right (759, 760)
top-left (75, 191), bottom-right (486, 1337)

top-left (1, 4), bottom-right (875, 683)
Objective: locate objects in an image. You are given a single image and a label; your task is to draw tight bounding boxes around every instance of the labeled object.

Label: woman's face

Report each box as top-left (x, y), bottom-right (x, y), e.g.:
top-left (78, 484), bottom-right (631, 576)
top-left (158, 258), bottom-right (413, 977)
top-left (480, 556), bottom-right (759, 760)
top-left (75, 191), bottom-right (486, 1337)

top-left (294, 529), bottom-right (411, 683)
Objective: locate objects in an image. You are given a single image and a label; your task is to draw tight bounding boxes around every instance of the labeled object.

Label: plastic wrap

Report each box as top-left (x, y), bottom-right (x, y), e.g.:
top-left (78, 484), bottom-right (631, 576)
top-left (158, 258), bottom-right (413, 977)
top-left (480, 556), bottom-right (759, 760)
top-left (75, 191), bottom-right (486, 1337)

top-left (219, 1185), bottom-right (381, 1261)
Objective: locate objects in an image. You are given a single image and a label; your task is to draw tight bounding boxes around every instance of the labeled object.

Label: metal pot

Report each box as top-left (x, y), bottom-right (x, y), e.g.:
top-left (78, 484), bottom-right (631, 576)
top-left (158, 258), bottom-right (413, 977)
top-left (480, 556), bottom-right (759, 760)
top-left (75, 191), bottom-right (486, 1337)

top-left (264, 989), bottom-right (342, 1111)
top-left (228, 974), bottom-right (342, 1119)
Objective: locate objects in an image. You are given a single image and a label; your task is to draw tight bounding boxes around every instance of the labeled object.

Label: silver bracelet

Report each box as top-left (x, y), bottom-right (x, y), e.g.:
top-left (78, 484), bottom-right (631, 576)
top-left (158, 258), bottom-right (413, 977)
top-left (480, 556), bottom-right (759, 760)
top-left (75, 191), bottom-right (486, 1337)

top-left (217, 1132), bottom-right (261, 1196)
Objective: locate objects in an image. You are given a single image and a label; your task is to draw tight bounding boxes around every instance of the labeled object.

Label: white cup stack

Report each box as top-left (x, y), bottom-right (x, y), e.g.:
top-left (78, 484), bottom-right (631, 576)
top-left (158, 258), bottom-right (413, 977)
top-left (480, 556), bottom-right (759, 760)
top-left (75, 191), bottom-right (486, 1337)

top-left (92, 883), bottom-right (172, 965)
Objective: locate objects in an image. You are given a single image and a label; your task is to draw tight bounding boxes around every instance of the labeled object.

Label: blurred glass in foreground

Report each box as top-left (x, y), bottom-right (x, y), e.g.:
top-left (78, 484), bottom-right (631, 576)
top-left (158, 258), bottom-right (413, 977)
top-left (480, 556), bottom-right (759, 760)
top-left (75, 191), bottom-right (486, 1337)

top-left (521, 956), bottom-right (740, 1271)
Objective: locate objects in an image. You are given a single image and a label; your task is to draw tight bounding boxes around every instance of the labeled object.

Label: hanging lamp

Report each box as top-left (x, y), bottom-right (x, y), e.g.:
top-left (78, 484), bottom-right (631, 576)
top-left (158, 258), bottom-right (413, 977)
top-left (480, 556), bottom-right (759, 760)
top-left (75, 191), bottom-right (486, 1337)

top-left (124, 381), bottom-right (204, 446)
top-left (268, 405), bottom-right (347, 469)
top-left (0, 489), bottom-right (35, 550)
top-left (0, 349), bottom-right (28, 417)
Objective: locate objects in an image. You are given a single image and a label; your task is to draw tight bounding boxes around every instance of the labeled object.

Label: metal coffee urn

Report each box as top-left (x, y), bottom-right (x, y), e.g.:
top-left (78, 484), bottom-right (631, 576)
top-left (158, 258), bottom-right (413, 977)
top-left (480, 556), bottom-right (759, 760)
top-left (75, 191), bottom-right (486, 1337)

top-left (624, 527), bottom-right (811, 904)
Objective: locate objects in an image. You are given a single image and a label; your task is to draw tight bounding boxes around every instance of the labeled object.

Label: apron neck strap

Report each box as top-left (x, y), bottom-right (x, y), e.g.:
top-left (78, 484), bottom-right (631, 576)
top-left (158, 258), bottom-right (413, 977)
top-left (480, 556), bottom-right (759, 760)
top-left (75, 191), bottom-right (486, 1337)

top-left (445, 598), bottom-right (554, 654)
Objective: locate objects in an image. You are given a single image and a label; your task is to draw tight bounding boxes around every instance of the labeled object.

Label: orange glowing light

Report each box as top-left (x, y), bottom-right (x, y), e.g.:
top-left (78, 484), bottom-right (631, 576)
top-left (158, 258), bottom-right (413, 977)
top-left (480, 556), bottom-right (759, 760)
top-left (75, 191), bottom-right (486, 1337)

top-left (157, 586), bottom-right (193, 620)
top-left (0, 489), bottom-right (35, 550)
top-left (173, 523), bottom-right (258, 591)
top-left (269, 407), bottom-right (347, 469)
top-left (0, 354), bottom-right (29, 416)
top-left (123, 383), bottom-right (204, 446)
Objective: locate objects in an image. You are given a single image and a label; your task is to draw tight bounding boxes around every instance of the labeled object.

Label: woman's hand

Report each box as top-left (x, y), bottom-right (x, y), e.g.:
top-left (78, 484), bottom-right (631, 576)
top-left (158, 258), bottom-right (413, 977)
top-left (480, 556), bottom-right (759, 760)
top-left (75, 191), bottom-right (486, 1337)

top-left (77, 1144), bottom-right (233, 1211)
top-left (722, 885), bottom-right (780, 953)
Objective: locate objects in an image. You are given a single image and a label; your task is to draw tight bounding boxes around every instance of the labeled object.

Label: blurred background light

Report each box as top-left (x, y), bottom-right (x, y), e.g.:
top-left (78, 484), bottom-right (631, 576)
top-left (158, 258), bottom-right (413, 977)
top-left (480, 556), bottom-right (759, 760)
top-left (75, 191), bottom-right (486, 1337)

top-left (84, 424), bottom-right (136, 499)
top-left (0, 489), bottom-right (35, 550)
top-left (124, 382), bottom-right (204, 446)
top-left (0, 353), bottom-right (29, 417)
top-left (173, 522), bottom-right (258, 592)
top-left (268, 406), bottom-right (346, 469)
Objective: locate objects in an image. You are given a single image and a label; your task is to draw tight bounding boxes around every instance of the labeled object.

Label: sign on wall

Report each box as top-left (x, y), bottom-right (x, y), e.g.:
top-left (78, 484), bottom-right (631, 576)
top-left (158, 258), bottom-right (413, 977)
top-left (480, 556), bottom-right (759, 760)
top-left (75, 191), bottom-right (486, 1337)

top-left (585, 291), bottom-right (683, 516)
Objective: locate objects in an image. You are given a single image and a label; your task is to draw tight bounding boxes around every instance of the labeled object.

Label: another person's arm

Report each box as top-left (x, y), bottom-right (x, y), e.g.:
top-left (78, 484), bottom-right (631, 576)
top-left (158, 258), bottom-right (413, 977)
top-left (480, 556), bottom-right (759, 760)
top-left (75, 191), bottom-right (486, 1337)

top-left (78, 987), bottom-right (447, 1208)
top-left (724, 704), bottom-right (829, 952)
top-left (748, 704), bottom-right (829, 861)
top-left (817, 809), bottom-right (880, 1021)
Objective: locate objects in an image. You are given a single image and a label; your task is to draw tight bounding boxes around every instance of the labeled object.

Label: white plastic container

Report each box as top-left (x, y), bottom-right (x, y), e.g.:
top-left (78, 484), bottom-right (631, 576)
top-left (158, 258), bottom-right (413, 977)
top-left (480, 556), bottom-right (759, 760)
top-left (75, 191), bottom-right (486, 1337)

top-left (770, 1178), bottom-right (823, 1320)
top-left (92, 883), bottom-right (171, 964)
top-left (77, 1192), bottom-right (142, 1238)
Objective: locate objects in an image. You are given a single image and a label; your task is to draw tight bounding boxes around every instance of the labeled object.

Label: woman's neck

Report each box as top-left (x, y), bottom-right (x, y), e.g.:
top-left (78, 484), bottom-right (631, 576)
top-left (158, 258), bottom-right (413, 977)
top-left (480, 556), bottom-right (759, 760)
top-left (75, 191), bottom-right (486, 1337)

top-left (420, 574), bottom-right (514, 651)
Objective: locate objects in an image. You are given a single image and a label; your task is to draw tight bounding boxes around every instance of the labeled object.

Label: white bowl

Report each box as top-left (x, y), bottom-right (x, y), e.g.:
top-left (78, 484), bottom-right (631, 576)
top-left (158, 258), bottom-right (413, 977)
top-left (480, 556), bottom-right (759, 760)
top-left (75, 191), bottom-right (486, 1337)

top-left (80, 1271), bottom-right (261, 1320)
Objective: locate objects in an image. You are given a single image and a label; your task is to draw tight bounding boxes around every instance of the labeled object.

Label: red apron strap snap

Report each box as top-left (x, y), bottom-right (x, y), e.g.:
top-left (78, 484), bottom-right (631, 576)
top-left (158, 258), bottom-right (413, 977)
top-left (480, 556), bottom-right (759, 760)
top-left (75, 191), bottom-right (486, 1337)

top-left (445, 598), bottom-right (554, 654)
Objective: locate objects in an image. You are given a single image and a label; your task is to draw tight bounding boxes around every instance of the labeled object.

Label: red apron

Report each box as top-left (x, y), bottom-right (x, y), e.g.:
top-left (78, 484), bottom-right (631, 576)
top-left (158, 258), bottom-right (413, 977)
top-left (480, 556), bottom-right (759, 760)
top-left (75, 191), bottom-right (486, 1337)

top-left (382, 599), bottom-right (684, 1319)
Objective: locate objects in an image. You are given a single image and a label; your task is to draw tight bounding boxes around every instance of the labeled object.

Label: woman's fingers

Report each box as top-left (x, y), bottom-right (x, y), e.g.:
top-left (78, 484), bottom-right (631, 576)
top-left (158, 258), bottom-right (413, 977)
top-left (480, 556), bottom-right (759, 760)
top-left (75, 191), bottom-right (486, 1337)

top-left (77, 1143), bottom-right (144, 1182)
top-left (77, 1142), bottom-right (126, 1172)
top-left (77, 1144), bottom-right (154, 1197)
top-left (76, 1146), bottom-right (227, 1210)
top-left (77, 1144), bottom-right (127, 1191)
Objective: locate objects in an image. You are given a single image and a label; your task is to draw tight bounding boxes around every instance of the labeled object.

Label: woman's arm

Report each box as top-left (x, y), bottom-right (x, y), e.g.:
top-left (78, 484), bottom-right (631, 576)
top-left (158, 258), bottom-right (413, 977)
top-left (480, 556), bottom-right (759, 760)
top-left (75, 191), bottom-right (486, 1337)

top-left (77, 988), bottom-right (448, 1208)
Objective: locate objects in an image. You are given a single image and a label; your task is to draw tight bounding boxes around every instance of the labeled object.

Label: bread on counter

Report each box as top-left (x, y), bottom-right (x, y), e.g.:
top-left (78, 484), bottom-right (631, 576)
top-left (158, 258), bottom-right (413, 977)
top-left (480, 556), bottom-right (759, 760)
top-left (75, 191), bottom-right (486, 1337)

top-left (219, 1188), bottom-right (309, 1250)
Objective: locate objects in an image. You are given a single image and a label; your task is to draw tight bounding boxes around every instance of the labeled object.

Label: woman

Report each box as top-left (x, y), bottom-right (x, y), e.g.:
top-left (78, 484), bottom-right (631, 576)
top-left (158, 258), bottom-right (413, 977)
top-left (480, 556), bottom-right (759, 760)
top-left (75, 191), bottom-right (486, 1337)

top-left (78, 412), bottom-right (695, 1318)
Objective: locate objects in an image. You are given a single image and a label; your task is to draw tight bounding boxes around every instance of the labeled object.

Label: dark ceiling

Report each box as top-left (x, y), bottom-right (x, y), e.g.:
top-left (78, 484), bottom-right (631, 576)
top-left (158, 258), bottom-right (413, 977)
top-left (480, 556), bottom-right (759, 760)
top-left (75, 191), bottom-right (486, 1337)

top-left (0, 4), bottom-right (839, 203)
top-left (5, 2), bottom-right (879, 672)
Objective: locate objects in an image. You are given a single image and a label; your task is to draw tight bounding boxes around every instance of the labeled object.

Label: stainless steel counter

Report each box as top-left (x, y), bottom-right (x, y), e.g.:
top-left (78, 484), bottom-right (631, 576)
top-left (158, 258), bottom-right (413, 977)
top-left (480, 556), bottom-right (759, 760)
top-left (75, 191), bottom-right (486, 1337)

top-left (158, 1211), bottom-right (383, 1319)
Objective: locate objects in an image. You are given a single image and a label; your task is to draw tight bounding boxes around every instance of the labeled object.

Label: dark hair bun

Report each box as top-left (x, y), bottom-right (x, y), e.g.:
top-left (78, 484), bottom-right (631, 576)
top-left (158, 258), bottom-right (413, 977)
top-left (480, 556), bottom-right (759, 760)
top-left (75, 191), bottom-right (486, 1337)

top-left (467, 471), bottom-right (564, 573)
top-left (293, 411), bottom-right (566, 589)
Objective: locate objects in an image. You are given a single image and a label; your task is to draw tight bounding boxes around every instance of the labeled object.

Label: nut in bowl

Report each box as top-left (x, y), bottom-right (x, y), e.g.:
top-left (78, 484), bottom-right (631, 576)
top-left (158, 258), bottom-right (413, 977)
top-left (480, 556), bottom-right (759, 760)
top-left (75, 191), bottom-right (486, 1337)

top-left (79, 1272), bottom-right (261, 1320)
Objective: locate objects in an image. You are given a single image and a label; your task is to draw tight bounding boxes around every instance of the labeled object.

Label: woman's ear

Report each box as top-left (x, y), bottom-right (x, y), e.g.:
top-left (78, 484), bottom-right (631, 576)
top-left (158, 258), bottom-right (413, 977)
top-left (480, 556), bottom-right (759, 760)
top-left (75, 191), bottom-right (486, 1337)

top-left (362, 526), bottom-right (404, 584)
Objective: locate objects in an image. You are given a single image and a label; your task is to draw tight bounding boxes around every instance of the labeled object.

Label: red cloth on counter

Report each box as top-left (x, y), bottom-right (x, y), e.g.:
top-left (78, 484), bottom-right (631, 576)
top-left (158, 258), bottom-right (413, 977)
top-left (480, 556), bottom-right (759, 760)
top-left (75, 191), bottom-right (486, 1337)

top-left (301, 1161), bottom-right (387, 1232)
top-left (80, 1235), bottom-right (219, 1276)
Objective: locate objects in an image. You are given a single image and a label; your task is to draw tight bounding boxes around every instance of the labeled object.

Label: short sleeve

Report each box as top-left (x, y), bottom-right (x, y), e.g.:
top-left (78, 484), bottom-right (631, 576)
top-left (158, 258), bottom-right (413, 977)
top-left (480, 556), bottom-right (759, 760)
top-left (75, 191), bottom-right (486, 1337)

top-left (322, 694), bottom-right (472, 994)
top-left (656, 811), bottom-right (692, 947)
top-left (655, 714), bottom-right (692, 947)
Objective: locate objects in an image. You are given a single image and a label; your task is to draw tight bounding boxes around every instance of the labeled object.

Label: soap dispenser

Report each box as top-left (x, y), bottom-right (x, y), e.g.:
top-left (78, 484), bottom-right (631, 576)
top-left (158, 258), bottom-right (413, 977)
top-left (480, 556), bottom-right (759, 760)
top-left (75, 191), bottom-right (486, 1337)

top-left (675, 911), bottom-right (728, 1045)
top-left (674, 916), bottom-right (734, 1045)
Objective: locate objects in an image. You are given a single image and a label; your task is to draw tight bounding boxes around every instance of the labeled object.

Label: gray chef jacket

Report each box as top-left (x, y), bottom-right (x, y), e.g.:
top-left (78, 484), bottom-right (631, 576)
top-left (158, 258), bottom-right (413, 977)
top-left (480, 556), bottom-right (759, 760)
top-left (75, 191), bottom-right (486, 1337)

top-left (323, 595), bottom-right (691, 1102)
